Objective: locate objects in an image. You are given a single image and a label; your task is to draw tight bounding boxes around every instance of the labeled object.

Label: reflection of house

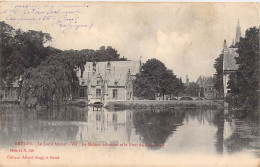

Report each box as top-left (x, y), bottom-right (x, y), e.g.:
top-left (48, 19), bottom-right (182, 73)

top-left (196, 76), bottom-right (218, 99)
top-left (0, 80), bottom-right (19, 101)
top-left (223, 20), bottom-right (241, 97)
top-left (79, 109), bottom-right (134, 143)
top-left (77, 61), bottom-right (140, 103)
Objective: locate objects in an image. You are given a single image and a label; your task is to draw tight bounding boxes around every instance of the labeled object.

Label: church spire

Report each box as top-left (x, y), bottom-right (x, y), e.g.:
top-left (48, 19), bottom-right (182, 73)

top-left (223, 39), bottom-right (227, 49)
top-left (235, 19), bottom-right (241, 44)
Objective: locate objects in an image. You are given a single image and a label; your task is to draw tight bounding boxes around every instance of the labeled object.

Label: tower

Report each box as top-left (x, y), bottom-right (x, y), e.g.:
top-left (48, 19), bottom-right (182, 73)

top-left (235, 19), bottom-right (241, 44)
top-left (223, 39), bottom-right (227, 49)
top-left (186, 75), bottom-right (189, 86)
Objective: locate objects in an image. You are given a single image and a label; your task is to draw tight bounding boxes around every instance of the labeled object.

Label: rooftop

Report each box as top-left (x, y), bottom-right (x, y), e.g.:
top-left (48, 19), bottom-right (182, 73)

top-left (223, 47), bottom-right (239, 71)
top-left (78, 61), bottom-right (141, 86)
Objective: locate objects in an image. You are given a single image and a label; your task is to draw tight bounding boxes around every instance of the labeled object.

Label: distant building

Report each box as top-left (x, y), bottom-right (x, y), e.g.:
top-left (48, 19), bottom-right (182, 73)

top-left (196, 76), bottom-right (218, 99)
top-left (223, 19), bottom-right (241, 97)
top-left (77, 61), bottom-right (141, 103)
top-left (0, 80), bottom-right (20, 102)
top-left (184, 75), bottom-right (189, 87)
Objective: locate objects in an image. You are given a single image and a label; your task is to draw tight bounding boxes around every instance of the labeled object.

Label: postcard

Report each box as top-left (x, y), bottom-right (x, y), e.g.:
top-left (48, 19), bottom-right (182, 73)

top-left (0, 1), bottom-right (259, 167)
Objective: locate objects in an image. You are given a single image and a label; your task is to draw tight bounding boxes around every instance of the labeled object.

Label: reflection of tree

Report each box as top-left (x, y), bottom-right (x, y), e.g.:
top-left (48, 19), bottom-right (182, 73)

top-left (0, 107), bottom-right (89, 147)
top-left (212, 109), bottom-right (224, 154)
top-left (224, 119), bottom-right (259, 156)
top-left (184, 108), bottom-right (225, 155)
top-left (133, 110), bottom-right (185, 148)
top-left (35, 106), bottom-right (88, 122)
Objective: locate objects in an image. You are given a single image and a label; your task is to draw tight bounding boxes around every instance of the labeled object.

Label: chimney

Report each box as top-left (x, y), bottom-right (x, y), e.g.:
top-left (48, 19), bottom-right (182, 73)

top-left (93, 62), bottom-right (96, 73)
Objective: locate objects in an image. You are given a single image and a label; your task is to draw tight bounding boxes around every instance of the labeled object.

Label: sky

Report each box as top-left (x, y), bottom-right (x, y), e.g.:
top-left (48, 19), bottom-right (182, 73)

top-left (0, 2), bottom-right (259, 82)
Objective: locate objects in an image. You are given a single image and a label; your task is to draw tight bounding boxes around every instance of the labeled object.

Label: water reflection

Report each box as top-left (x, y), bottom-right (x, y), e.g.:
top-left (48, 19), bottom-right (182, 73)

top-left (224, 118), bottom-right (259, 156)
top-left (0, 106), bottom-right (258, 156)
top-left (133, 110), bottom-right (185, 148)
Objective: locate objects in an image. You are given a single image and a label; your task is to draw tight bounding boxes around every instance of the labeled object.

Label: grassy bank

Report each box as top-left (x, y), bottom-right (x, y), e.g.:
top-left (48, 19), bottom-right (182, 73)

top-left (104, 100), bottom-right (223, 110)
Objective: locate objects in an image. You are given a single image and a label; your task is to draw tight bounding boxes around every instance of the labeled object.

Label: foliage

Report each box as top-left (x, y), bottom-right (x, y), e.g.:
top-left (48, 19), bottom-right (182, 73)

top-left (226, 27), bottom-right (259, 119)
top-left (21, 59), bottom-right (71, 107)
top-left (88, 46), bottom-right (127, 62)
top-left (0, 21), bottom-right (61, 84)
top-left (133, 59), bottom-right (183, 99)
top-left (213, 53), bottom-right (224, 97)
top-left (183, 82), bottom-right (200, 97)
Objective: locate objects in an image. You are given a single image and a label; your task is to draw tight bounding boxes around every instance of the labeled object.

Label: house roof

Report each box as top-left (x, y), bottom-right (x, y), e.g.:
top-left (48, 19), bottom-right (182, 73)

top-left (223, 48), bottom-right (239, 71)
top-left (78, 61), bottom-right (140, 86)
top-left (196, 76), bottom-right (207, 85)
top-left (196, 76), bottom-right (214, 87)
top-left (204, 76), bottom-right (214, 86)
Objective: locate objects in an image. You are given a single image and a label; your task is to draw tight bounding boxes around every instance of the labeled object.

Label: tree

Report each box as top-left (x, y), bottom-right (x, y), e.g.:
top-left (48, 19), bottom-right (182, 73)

top-left (214, 53), bottom-right (224, 98)
top-left (133, 59), bottom-right (183, 99)
top-left (226, 27), bottom-right (259, 119)
top-left (20, 48), bottom-right (95, 108)
top-left (0, 21), bottom-right (61, 84)
top-left (20, 59), bottom-right (71, 108)
top-left (85, 46), bottom-right (127, 62)
top-left (184, 82), bottom-right (200, 97)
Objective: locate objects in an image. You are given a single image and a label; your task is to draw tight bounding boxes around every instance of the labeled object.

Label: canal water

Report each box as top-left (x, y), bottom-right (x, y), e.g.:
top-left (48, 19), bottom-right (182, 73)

top-left (0, 106), bottom-right (259, 158)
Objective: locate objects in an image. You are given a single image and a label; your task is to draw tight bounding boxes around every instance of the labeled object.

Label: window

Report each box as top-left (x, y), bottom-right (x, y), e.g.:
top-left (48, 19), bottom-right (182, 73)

top-left (96, 89), bottom-right (101, 97)
top-left (113, 89), bottom-right (118, 98)
top-left (97, 79), bottom-right (101, 85)
top-left (79, 89), bottom-right (85, 97)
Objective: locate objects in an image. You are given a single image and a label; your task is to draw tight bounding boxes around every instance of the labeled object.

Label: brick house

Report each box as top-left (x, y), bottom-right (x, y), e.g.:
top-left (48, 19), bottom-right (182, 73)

top-left (77, 61), bottom-right (140, 103)
top-left (196, 76), bottom-right (218, 99)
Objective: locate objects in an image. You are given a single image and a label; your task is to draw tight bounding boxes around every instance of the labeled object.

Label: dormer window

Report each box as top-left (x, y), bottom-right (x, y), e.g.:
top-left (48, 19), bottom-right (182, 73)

top-left (97, 77), bottom-right (102, 85)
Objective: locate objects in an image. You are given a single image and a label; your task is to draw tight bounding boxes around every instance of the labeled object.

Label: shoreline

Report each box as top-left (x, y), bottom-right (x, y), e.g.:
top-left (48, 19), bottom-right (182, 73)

top-left (104, 100), bottom-right (223, 110)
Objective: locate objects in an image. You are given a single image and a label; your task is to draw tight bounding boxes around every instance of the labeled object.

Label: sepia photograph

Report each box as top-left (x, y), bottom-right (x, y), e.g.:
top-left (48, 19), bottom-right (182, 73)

top-left (0, 1), bottom-right (259, 167)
